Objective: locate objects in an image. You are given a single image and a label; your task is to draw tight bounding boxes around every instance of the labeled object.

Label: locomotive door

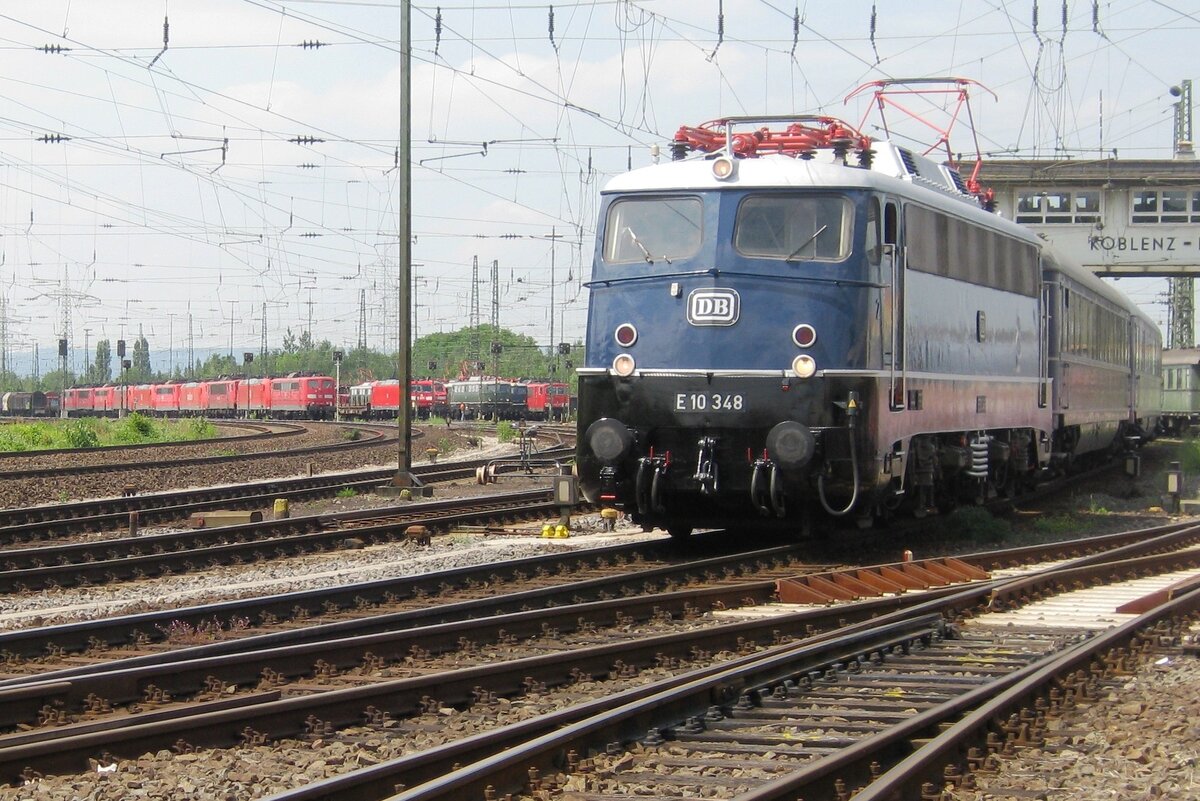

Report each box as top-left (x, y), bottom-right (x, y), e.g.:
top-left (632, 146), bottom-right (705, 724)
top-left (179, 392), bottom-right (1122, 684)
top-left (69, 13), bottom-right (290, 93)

top-left (883, 200), bottom-right (905, 410)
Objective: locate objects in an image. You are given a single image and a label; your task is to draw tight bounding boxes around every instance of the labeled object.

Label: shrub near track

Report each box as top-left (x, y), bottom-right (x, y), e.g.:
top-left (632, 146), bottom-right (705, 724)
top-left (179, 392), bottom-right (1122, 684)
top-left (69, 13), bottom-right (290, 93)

top-left (0, 413), bottom-right (219, 452)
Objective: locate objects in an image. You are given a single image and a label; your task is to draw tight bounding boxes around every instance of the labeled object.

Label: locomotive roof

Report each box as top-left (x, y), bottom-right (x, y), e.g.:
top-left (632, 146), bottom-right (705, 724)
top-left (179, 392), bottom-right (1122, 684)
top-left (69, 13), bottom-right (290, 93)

top-left (1161, 348), bottom-right (1200, 366)
top-left (1041, 244), bottom-right (1157, 329)
top-left (604, 139), bottom-right (1041, 245)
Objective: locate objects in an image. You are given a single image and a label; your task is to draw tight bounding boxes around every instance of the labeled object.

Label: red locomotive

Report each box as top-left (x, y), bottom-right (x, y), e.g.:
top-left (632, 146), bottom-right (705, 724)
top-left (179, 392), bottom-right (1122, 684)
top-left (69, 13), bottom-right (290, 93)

top-left (60, 374), bottom-right (336, 420)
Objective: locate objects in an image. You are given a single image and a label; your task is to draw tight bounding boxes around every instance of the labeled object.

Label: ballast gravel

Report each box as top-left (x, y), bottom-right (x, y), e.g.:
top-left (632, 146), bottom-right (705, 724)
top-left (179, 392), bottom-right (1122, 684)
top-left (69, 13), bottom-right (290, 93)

top-left (2, 665), bottom-right (692, 801)
top-left (950, 646), bottom-right (1200, 800)
top-left (0, 516), bottom-right (664, 631)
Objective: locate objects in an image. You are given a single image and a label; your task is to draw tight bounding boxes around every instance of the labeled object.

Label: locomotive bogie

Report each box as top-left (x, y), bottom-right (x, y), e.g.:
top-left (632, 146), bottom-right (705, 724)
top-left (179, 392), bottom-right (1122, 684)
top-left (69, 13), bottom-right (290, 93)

top-left (577, 372), bottom-right (878, 528)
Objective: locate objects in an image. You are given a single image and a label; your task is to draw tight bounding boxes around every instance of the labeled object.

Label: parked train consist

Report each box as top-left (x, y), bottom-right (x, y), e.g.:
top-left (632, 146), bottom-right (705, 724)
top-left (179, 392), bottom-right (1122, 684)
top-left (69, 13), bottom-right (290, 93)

top-left (575, 115), bottom-right (1161, 538)
top-left (344, 378), bottom-right (569, 421)
top-left (446, 377), bottom-right (570, 420)
top-left (346, 379), bottom-right (450, 420)
top-left (59, 375), bottom-right (336, 419)
top-left (1160, 349), bottom-right (1200, 434)
top-left (0, 391), bottom-right (59, 417)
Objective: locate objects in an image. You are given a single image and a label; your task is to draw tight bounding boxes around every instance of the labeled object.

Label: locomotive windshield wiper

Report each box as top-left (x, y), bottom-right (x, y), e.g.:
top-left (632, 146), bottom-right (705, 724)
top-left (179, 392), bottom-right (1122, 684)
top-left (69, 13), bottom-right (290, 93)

top-left (625, 228), bottom-right (671, 264)
top-left (626, 228), bottom-right (654, 263)
top-left (785, 224), bottom-right (827, 262)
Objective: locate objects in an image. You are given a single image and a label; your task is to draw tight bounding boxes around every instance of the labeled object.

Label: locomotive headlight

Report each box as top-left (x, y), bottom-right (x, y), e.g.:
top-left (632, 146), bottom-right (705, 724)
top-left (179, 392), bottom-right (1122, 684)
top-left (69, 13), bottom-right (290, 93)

top-left (792, 323), bottom-right (817, 348)
top-left (613, 353), bottom-right (637, 377)
top-left (712, 155), bottom-right (736, 181)
top-left (791, 354), bottom-right (817, 378)
top-left (585, 418), bottom-right (633, 464)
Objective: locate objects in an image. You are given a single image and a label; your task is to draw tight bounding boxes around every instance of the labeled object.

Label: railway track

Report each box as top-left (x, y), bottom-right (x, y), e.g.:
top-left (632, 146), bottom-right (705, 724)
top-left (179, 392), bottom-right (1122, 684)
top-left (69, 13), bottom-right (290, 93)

top-left (2, 521), bottom-right (1199, 794)
top-left (0, 487), bottom-right (574, 593)
top-left (0, 443), bottom-right (574, 543)
top-left (278, 525), bottom-right (1199, 801)
top-left (0, 535), bottom-right (798, 665)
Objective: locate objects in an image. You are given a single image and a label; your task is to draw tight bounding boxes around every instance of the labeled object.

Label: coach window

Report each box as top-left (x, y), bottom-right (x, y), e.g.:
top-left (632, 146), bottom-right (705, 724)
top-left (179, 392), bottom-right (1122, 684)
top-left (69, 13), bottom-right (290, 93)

top-left (603, 196), bottom-right (702, 265)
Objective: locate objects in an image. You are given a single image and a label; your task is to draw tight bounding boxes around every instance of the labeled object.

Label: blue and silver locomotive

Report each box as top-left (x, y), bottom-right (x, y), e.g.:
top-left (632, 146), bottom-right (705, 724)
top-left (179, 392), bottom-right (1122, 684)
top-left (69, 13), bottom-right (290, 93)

top-left (576, 116), bottom-right (1159, 537)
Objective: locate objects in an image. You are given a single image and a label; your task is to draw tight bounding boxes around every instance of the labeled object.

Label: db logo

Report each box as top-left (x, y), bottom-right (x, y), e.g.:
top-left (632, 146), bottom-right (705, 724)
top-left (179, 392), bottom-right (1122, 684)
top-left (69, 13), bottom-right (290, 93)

top-left (687, 288), bottom-right (740, 326)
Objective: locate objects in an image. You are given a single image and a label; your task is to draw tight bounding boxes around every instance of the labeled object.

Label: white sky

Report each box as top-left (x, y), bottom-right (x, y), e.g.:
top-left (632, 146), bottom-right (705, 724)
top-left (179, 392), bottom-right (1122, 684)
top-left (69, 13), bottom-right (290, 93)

top-left (0, 0), bottom-right (1194, 372)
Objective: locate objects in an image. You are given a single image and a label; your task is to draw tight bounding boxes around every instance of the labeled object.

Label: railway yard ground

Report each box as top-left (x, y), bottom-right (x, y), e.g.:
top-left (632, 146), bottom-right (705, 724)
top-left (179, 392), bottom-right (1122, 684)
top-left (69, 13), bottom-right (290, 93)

top-left (0, 427), bottom-right (1198, 799)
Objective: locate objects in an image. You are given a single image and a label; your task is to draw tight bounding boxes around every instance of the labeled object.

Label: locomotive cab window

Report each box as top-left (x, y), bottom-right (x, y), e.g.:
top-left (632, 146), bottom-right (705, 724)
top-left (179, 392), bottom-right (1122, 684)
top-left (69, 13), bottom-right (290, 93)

top-left (734, 194), bottom-right (851, 261)
top-left (865, 198), bottom-right (881, 264)
top-left (603, 196), bottom-right (702, 264)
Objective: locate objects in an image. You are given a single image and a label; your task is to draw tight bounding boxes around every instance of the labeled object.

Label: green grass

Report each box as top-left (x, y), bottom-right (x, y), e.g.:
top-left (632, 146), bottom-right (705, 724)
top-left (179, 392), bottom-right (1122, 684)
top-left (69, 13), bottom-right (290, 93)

top-left (497, 420), bottom-right (516, 443)
top-left (1032, 513), bottom-right (1076, 535)
top-left (938, 505), bottom-right (1012, 544)
top-left (1179, 439), bottom-right (1200, 473)
top-left (335, 487), bottom-right (358, 498)
top-left (0, 415), bottom-right (223, 452)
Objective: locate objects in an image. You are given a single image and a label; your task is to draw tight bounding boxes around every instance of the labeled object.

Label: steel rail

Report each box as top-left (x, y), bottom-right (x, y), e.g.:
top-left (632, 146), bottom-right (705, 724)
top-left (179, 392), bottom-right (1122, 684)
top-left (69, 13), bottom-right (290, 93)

top-left (0, 534), bottom-right (708, 662)
top-left (259, 523), bottom-right (1200, 801)
top-left (0, 516), bottom-right (1191, 788)
top-left (985, 526), bottom-right (1200, 609)
top-left (2, 518), bottom-right (1193, 676)
top-left (0, 445), bottom-right (574, 542)
top-left (845, 583), bottom-right (1200, 801)
top-left (0, 542), bottom-right (807, 691)
top-left (0, 489), bottom-right (568, 593)
top-left (378, 581), bottom-right (1194, 801)
top-left (0, 604), bottom-right (950, 782)
top-left (0, 556), bottom-right (814, 731)
top-left (330, 615), bottom-right (953, 801)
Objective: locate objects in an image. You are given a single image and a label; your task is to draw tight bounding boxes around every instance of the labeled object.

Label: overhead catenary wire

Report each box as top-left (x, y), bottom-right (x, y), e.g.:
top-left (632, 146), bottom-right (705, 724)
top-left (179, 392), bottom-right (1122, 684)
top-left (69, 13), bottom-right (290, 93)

top-left (0, 2), bottom-right (1189, 359)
